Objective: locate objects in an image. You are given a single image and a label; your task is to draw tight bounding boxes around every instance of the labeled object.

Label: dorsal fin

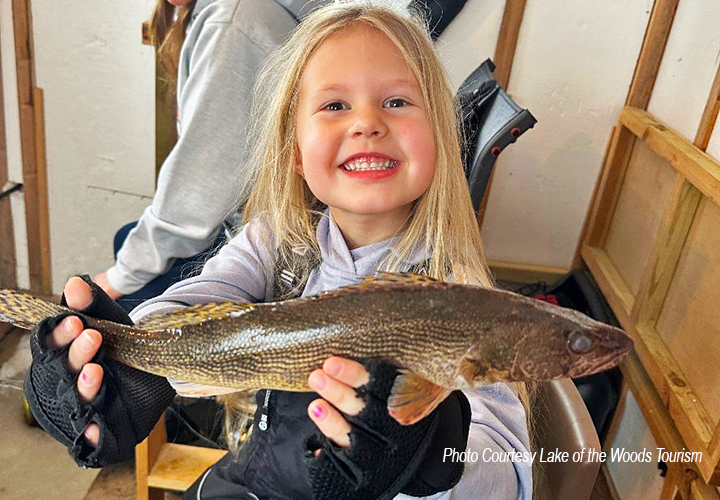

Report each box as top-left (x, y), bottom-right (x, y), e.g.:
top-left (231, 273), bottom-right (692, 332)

top-left (313, 272), bottom-right (445, 301)
top-left (312, 272), bottom-right (446, 301)
top-left (371, 272), bottom-right (439, 284)
top-left (136, 302), bottom-right (256, 331)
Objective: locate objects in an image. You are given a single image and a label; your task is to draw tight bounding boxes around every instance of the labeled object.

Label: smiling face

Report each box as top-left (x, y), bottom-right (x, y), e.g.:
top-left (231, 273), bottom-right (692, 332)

top-left (294, 23), bottom-right (437, 233)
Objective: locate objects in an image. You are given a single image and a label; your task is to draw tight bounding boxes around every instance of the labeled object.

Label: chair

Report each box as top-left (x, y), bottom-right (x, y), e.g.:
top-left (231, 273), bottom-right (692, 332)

top-left (458, 58), bottom-right (537, 212)
top-left (533, 379), bottom-right (602, 500)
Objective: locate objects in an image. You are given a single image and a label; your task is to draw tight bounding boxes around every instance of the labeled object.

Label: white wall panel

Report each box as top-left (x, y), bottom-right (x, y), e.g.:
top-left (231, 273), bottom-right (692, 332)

top-left (436, 0), bottom-right (505, 91)
top-left (31, 1), bottom-right (156, 293)
top-left (480, 0), bottom-right (650, 268)
top-left (647, 1), bottom-right (720, 143)
top-left (606, 391), bottom-right (666, 499)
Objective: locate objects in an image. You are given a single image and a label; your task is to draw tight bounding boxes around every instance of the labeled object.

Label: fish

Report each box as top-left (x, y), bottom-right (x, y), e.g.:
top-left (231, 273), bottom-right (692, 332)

top-left (0, 273), bottom-right (632, 425)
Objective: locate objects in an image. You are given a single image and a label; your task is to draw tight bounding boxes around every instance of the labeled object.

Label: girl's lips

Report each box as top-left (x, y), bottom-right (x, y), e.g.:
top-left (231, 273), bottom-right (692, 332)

top-left (340, 161), bottom-right (400, 180)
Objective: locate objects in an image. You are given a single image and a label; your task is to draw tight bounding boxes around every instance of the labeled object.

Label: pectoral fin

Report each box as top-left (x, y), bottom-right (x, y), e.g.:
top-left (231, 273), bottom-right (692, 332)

top-left (387, 370), bottom-right (452, 426)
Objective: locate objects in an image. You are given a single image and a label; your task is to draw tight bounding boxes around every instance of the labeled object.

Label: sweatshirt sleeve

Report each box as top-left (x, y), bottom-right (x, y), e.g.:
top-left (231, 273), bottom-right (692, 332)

top-left (395, 383), bottom-right (533, 500)
top-left (129, 215), bottom-right (277, 322)
top-left (107, 17), bottom-right (274, 295)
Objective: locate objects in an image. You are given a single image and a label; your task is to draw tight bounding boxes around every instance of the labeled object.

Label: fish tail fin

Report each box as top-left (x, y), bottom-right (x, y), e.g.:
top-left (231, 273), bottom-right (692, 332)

top-left (0, 289), bottom-right (66, 330)
top-left (387, 371), bottom-right (452, 426)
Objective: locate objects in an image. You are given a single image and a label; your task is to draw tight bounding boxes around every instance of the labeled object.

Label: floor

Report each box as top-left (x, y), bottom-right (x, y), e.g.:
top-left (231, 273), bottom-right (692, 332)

top-left (0, 321), bottom-right (618, 500)
top-left (0, 328), bottom-right (100, 500)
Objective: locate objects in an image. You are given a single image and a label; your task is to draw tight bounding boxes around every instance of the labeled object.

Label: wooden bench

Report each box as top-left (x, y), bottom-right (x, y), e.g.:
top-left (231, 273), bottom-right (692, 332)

top-left (135, 414), bottom-right (227, 500)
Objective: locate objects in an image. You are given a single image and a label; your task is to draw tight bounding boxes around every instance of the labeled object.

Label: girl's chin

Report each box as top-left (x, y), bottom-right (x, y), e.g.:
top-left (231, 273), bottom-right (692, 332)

top-left (328, 203), bottom-right (414, 220)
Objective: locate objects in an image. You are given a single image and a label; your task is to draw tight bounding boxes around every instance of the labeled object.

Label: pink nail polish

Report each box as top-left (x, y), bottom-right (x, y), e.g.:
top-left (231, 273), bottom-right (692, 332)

top-left (81, 371), bottom-right (93, 385)
top-left (311, 404), bottom-right (325, 419)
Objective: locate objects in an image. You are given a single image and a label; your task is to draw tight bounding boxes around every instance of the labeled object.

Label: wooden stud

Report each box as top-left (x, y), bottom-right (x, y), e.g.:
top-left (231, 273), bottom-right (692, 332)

top-left (583, 126), bottom-right (636, 249)
top-left (12, 0), bottom-right (52, 295)
top-left (136, 414), bottom-right (167, 500)
top-left (694, 62), bottom-right (720, 152)
top-left (0, 47), bottom-right (18, 290)
top-left (625, 0), bottom-right (680, 109)
top-left (32, 86), bottom-right (51, 293)
top-left (580, 246), bottom-right (634, 316)
top-left (631, 177), bottom-right (702, 328)
top-left (572, 127), bottom-right (615, 269)
top-left (621, 107), bottom-right (720, 207)
top-left (476, 0), bottom-right (528, 228)
top-left (660, 474), bottom-right (680, 500)
top-left (155, 62), bottom-right (178, 180)
top-left (492, 0), bottom-right (527, 90)
top-left (620, 353), bottom-right (720, 500)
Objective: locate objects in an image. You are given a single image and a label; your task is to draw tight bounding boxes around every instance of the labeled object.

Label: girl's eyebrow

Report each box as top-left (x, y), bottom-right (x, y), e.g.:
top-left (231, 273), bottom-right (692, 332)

top-left (315, 79), bottom-right (418, 96)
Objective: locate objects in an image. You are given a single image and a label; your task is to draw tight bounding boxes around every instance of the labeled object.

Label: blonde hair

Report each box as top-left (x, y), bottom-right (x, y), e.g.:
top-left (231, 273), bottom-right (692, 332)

top-left (230, 0), bottom-right (533, 457)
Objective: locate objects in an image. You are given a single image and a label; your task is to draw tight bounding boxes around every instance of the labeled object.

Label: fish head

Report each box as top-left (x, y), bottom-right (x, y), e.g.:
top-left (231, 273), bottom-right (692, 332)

top-left (508, 306), bottom-right (633, 381)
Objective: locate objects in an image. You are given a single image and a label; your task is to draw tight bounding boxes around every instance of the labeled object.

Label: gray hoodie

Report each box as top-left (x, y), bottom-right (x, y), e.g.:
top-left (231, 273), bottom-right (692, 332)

top-left (107, 0), bottom-right (325, 294)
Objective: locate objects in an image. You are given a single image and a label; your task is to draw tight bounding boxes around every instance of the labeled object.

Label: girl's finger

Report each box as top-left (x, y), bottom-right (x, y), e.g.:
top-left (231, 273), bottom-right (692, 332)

top-left (322, 357), bottom-right (370, 388)
top-left (48, 315), bottom-right (84, 350)
top-left (308, 399), bottom-right (351, 448)
top-left (67, 329), bottom-right (103, 373)
top-left (308, 369), bottom-right (365, 416)
top-left (63, 277), bottom-right (93, 311)
top-left (78, 363), bottom-right (103, 404)
top-left (84, 423), bottom-right (100, 447)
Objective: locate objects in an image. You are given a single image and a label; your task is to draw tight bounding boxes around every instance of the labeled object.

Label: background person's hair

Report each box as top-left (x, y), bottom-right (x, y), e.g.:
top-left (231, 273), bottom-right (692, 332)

top-left (148, 0), bottom-right (196, 91)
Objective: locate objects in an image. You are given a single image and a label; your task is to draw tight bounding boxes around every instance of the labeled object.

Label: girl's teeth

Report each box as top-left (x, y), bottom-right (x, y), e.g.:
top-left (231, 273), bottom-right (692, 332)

top-left (342, 160), bottom-right (396, 171)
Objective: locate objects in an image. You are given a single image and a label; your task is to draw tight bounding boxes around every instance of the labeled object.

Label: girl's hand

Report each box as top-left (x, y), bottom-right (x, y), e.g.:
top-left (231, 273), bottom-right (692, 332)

top-left (48, 277), bottom-right (104, 446)
top-left (92, 271), bottom-right (122, 300)
top-left (307, 357), bottom-right (369, 449)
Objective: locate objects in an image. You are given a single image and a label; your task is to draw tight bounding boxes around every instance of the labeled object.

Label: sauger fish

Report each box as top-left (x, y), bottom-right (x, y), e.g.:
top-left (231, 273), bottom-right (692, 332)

top-left (0, 274), bottom-right (632, 424)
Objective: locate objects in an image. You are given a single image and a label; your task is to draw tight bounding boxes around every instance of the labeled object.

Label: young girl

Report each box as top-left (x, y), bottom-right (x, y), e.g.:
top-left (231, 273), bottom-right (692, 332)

top-left (40, 2), bottom-right (532, 498)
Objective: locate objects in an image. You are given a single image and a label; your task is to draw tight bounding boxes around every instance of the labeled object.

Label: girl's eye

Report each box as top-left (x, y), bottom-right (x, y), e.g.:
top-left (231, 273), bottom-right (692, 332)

top-left (324, 102), bottom-right (348, 111)
top-left (384, 98), bottom-right (410, 108)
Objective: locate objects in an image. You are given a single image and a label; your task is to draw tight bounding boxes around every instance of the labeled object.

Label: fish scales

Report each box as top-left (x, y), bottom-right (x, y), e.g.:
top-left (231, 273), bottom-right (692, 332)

top-left (99, 283), bottom-right (477, 391)
top-left (0, 274), bottom-right (632, 396)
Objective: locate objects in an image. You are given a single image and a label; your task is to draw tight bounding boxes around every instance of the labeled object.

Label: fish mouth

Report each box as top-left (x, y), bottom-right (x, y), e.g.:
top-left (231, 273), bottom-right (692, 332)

top-left (567, 332), bottom-right (633, 378)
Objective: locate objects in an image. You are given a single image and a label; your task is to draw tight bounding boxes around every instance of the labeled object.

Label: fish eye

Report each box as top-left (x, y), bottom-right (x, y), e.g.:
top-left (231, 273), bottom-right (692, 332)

top-left (567, 331), bottom-right (593, 354)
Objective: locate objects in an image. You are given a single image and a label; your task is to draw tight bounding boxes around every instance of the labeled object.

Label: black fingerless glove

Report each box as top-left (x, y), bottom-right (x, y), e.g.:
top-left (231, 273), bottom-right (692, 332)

top-left (305, 360), bottom-right (471, 500)
top-left (23, 275), bottom-right (176, 468)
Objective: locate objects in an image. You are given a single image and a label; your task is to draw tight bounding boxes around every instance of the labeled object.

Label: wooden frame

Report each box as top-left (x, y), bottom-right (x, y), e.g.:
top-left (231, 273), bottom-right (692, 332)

top-left (11, 0), bottom-right (51, 295)
top-left (135, 415), bottom-right (227, 500)
top-left (0, 45), bottom-right (18, 293)
top-left (582, 105), bottom-right (720, 486)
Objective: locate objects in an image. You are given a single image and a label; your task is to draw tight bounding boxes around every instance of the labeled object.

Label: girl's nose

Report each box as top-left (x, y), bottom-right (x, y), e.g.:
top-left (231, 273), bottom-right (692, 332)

top-left (349, 108), bottom-right (388, 138)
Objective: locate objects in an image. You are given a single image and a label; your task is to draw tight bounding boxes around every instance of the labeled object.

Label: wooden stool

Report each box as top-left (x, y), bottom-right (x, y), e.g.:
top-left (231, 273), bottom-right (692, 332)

top-left (135, 414), bottom-right (227, 500)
